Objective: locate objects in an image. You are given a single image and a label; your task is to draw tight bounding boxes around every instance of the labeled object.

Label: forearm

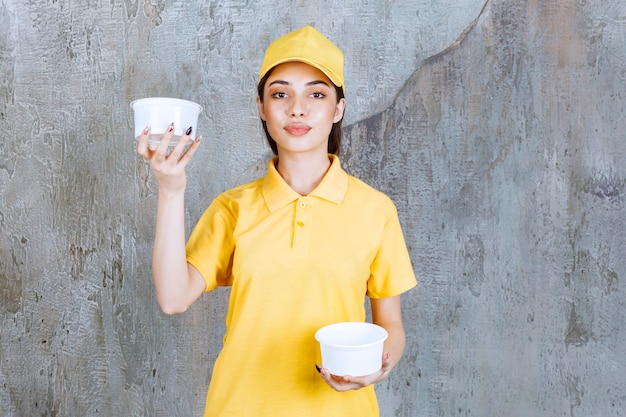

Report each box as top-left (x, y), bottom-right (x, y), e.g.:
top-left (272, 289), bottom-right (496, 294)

top-left (376, 318), bottom-right (406, 370)
top-left (152, 189), bottom-right (194, 314)
top-left (371, 295), bottom-right (407, 370)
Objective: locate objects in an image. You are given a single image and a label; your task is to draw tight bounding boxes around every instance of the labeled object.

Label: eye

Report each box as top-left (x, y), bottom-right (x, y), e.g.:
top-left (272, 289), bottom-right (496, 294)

top-left (270, 91), bottom-right (288, 99)
top-left (311, 92), bottom-right (326, 99)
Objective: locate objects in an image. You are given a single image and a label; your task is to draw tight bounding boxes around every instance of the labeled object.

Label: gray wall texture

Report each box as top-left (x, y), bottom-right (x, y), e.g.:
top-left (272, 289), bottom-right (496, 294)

top-left (1, 0), bottom-right (625, 416)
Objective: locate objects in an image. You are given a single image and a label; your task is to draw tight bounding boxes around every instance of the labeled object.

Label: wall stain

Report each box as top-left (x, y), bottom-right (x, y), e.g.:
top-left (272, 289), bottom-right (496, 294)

top-left (603, 268), bottom-right (618, 295)
top-left (0, 236), bottom-right (26, 313)
top-left (567, 247), bottom-right (620, 295)
top-left (0, 268), bottom-right (22, 314)
top-left (583, 172), bottom-right (623, 203)
top-left (122, 0), bottom-right (139, 20)
top-left (143, 0), bottom-right (164, 26)
top-left (564, 304), bottom-right (590, 347)
top-left (69, 244), bottom-right (96, 280)
top-left (564, 374), bottom-right (583, 417)
top-left (460, 234), bottom-right (486, 297)
top-left (103, 233), bottom-right (124, 304)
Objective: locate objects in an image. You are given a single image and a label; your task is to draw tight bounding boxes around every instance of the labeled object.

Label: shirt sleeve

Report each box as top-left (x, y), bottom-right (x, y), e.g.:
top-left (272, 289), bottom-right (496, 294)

top-left (367, 199), bottom-right (418, 299)
top-left (186, 196), bottom-right (236, 291)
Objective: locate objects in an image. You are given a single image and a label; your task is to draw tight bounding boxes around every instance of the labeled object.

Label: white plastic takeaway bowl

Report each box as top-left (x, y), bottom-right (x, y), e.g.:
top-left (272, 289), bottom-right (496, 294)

top-left (130, 97), bottom-right (202, 145)
top-left (315, 322), bottom-right (388, 377)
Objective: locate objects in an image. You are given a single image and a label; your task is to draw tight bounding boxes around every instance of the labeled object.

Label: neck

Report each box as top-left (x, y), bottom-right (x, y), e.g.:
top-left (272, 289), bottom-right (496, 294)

top-left (275, 153), bottom-right (332, 196)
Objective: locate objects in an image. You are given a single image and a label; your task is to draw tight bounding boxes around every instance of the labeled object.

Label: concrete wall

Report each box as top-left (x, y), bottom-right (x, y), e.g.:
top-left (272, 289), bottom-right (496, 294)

top-left (1, 0), bottom-right (625, 416)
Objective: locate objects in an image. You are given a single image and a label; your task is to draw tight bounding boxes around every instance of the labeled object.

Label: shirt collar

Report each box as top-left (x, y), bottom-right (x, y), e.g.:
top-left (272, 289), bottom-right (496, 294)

top-left (262, 154), bottom-right (348, 212)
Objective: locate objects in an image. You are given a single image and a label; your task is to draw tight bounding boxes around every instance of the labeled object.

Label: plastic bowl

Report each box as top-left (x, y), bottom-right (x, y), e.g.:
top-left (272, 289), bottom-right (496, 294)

top-left (315, 322), bottom-right (388, 377)
top-left (130, 97), bottom-right (202, 145)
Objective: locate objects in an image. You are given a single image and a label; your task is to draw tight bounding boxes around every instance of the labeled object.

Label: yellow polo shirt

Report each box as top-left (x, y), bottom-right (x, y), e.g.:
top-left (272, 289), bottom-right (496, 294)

top-left (186, 155), bottom-right (417, 417)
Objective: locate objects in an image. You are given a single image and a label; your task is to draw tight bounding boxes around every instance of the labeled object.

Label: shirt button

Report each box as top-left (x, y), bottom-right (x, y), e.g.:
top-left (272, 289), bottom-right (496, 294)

top-left (299, 201), bottom-right (307, 209)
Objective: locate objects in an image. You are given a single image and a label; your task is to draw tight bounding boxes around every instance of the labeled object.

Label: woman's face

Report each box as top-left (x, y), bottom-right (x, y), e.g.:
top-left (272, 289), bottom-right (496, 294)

top-left (257, 61), bottom-right (345, 157)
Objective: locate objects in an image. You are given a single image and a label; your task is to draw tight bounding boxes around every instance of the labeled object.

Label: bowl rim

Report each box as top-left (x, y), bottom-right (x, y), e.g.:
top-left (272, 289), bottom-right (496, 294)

top-left (130, 97), bottom-right (203, 112)
top-left (315, 322), bottom-right (388, 349)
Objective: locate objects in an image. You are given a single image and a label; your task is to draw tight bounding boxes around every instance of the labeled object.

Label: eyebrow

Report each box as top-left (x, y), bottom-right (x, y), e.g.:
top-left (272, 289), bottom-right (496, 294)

top-left (267, 79), bottom-right (331, 88)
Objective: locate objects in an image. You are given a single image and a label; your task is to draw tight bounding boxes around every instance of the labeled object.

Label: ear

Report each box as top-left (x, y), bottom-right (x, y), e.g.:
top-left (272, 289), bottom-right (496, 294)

top-left (257, 96), bottom-right (266, 121)
top-left (333, 98), bottom-right (346, 123)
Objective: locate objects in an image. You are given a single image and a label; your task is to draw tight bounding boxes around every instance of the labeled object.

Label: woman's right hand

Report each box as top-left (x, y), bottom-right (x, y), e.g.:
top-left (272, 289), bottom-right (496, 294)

top-left (137, 123), bottom-right (202, 194)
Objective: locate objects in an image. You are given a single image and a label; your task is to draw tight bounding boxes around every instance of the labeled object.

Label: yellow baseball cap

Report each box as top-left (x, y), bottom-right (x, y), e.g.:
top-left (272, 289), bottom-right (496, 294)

top-left (258, 25), bottom-right (345, 91)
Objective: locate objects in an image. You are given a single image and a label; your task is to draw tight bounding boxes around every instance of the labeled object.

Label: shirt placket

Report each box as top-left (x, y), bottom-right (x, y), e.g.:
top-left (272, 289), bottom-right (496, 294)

top-left (292, 197), bottom-right (312, 252)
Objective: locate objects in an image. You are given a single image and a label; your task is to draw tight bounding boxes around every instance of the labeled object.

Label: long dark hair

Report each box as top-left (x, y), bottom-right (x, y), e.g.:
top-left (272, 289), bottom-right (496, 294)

top-left (257, 68), bottom-right (345, 156)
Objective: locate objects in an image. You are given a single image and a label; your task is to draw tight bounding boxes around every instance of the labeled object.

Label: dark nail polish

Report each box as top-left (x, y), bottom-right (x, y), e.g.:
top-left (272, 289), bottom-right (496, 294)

top-left (185, 126), bottom-right (193, 136)
top-left (315, 365), bottom-right (321, 373)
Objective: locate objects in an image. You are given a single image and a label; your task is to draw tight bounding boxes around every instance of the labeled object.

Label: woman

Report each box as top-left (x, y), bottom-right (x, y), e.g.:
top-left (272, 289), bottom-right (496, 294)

top-left (137, 25), bottom-right (417, 417)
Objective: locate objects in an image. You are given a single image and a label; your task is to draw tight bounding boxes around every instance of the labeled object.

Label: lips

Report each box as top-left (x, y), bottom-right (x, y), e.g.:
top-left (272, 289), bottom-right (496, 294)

top-left (285, 123), bottom-right (311, 136)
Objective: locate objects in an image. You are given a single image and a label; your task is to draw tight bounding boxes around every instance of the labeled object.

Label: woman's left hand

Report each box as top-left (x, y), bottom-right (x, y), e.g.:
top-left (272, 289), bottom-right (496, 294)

top-left (318, 352), bottom-right (393, 391)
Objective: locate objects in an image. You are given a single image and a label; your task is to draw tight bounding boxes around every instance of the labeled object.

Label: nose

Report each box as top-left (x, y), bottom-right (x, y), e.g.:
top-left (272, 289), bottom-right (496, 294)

top-left (289, 95), bottom-right (306, 117)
